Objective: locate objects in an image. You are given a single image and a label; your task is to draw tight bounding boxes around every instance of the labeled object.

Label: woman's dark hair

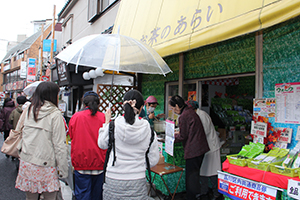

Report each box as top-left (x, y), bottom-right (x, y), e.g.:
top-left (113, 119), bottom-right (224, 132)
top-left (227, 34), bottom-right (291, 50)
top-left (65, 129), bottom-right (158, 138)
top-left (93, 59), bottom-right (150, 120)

top-left (123, 90), bottom-right (144, 125)
top-left (83, 95), bottom-right (100, 116)
top-left (169, 95), bottom-right (187, 113)
top-left (3, 97), bottom-right (14, 107)
top-left (29, 82), bottom-right (60, 122)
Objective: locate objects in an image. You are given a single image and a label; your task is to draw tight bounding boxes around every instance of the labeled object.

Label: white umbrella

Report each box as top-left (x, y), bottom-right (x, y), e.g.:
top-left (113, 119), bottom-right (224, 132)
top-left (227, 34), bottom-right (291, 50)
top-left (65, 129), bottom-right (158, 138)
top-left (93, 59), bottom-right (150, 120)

top-left (55, 34), bottom-right (172, 76)
top-left (23, 81), bottom-right (43, 96)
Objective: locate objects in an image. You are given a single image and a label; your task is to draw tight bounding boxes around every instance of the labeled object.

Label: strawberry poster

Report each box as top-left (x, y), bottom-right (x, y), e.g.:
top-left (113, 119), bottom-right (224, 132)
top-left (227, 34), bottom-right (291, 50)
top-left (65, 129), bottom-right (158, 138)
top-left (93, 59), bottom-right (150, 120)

top-left (275, 82), bottom-right (300, 124)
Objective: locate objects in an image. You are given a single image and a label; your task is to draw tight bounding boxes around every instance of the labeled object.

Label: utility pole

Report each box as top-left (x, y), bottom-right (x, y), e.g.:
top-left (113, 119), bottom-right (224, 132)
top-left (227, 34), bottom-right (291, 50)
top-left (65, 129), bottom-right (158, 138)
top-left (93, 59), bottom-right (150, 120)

top-left (39, 23), bottom-right (44, 81)
top-left (50, 4), bottom-right (56, 81)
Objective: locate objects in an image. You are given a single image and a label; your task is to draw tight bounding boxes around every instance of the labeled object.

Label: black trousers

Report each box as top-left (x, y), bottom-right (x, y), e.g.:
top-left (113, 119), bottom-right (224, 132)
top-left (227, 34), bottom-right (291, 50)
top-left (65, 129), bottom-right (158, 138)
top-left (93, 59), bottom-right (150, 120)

top-left (185, 154), bottom-right (205, 200)
top-left (3, 130), bottom-right (10, 141)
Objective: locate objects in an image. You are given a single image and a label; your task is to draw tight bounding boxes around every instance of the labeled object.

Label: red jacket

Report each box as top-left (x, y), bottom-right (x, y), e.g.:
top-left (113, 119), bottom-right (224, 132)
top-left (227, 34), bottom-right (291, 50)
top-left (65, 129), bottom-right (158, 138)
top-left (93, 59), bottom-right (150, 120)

top-left (68, 109), bottom-right (106, 170)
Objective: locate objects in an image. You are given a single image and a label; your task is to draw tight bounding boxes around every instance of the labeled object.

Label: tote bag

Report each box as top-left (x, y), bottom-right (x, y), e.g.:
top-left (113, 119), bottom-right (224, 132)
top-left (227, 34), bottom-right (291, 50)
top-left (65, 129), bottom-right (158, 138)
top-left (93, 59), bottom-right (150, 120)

top-left (1, 129), bottom-right (22, 158)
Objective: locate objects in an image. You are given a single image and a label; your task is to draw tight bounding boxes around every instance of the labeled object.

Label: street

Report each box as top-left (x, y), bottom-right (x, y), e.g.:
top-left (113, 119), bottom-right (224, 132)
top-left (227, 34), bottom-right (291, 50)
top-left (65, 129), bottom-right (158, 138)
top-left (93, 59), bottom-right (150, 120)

top-left (0, 135), bottom-right (25, 200)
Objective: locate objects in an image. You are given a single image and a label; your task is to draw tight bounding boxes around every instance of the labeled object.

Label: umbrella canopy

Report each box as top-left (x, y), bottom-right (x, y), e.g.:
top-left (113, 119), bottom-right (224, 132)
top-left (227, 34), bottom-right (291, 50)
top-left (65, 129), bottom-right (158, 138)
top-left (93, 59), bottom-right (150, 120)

top-left (23, 81), bottom-right (43, 96)
top-left (55, 34), bottom-right (172, 76)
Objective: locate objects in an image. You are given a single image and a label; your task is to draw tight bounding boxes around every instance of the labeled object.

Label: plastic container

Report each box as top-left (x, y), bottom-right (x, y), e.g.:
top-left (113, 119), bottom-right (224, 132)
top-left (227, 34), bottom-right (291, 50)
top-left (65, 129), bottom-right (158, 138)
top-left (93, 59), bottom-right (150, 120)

top-left (227, 154), bottom-right (248, 167)
top-left (153, 120), bottom-right (165, 133)
top-left (270, 164), bottom-right (299, 177)
top-left (248, 160), bottom-right (282, 171)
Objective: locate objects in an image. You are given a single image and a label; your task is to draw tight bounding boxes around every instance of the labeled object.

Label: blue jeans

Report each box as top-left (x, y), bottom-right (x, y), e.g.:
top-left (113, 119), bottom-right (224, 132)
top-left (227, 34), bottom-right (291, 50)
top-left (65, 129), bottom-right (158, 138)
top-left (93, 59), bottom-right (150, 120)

top-left (74, 170), bottom-right (103, 200)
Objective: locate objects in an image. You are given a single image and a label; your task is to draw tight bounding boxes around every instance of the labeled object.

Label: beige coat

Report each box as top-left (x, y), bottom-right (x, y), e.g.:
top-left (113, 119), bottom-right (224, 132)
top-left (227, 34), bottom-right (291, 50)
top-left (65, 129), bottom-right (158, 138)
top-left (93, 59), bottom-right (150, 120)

top-left (19, 101), bottom-right (68, 178)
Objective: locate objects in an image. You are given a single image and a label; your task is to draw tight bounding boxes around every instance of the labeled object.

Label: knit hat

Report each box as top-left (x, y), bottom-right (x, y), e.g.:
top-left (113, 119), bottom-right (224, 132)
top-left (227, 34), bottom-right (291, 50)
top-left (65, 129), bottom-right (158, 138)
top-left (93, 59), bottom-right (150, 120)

top-left (145, 96), bottom-right (159, 105)
top-left (83, 91), bottom-right (99, 98)
top-left (17, 96), bottom-right (28, 105)
top-left (186, 100), bottom-right (199, 110)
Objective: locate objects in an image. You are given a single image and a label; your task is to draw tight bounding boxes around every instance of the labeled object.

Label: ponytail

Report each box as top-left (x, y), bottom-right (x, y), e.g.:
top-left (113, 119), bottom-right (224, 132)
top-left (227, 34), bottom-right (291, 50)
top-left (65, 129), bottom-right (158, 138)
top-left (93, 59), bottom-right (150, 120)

top-left (123, 90), bottom-right (144, 125)
top-left (124, 103), bottom-right (135, 125)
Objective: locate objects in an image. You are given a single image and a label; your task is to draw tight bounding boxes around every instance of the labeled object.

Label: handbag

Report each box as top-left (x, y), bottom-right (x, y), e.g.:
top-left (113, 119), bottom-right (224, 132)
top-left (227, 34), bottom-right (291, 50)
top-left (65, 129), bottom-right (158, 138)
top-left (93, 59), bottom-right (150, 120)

top-left (1, 106), bottom-right (27, 158)
top-left (1, 129), bottom-right (22, 158)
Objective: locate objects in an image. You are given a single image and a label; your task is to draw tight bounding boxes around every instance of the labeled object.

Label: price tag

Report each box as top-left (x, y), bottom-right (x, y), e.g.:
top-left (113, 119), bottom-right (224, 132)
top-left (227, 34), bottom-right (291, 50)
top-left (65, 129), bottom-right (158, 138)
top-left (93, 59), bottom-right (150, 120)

top-left (288, 179), bottom-right (300, 199)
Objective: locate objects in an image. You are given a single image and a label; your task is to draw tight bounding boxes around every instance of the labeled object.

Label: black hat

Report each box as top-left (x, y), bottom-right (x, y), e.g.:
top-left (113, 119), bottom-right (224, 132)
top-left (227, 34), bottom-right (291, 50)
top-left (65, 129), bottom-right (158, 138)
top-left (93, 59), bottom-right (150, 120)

top-left (17, 96), bottom-right (28, 105)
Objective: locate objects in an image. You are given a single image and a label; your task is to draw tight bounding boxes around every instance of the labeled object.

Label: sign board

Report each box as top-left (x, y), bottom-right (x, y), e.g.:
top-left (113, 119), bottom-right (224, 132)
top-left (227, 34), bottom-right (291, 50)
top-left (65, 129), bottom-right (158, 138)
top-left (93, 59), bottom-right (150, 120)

top-left (43, 39), bottom-right (57, 52)
top-left (251, 121), bottom-right (267, 137)
top-left (253, 98), bottom-right (276, 117)
top-left (20, 61), bottom-right (27, 78)
top-left (276, 127), bottom-right (292, 143)
top-left (165, 119), bottom-right (175, 156)
top-left (27, 58), bottom-right (36, 83)
top-left (275, 82), bottom-right (300, 124)
top-left (218, 171), bottom-right (278, 200)
top-left (288, 179), bottom-right (300, 199)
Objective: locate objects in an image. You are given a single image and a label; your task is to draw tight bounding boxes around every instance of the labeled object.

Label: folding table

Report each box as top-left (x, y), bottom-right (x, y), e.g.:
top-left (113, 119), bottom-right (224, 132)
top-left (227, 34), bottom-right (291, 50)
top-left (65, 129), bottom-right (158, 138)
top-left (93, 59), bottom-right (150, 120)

top-left (150, 163), bottom-right (184, 200)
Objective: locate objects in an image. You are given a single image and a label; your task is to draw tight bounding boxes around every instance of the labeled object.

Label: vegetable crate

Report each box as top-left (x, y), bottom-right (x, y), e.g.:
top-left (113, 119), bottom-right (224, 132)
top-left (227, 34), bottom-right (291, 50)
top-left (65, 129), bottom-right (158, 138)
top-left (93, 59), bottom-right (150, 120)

top-left (270, 164), bottom-right (299, 177)
top-left (227, 154), bottom-right (248, 167)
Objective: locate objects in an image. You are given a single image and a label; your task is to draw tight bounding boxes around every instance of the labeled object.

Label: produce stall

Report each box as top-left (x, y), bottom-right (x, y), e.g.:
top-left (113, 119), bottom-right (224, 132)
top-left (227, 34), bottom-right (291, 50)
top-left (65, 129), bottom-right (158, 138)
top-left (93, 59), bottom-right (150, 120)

top-left (220, 82), bottom-right (300, 200)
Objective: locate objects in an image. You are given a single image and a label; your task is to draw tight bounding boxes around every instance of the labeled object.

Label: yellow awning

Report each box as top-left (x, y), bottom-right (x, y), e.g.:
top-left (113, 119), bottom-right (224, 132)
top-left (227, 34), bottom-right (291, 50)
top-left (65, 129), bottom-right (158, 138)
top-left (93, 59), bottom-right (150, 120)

top-left (113, 0), bottom-right (300, 57)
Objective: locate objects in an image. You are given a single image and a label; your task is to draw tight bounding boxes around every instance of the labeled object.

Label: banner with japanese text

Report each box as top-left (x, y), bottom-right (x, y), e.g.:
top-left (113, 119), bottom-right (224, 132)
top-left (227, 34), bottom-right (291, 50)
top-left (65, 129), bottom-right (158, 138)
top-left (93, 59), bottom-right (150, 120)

top-left (113, 0), bottom-right (300, 57)
top-left (218, 171), bottom-right (278, 200)
top-left (27, 58), bottom-right (36, 83)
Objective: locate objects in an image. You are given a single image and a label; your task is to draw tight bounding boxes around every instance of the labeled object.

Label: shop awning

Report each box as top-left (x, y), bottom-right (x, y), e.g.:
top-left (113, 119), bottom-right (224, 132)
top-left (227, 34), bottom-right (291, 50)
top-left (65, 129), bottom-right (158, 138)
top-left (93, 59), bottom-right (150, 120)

top-left (113, 0), bottom-right (300, 57)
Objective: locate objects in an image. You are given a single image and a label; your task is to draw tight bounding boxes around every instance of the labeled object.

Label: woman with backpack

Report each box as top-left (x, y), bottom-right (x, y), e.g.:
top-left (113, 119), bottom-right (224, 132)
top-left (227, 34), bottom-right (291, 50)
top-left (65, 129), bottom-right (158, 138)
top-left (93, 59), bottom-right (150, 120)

top-left (98, 90), bottom-right (159, 200)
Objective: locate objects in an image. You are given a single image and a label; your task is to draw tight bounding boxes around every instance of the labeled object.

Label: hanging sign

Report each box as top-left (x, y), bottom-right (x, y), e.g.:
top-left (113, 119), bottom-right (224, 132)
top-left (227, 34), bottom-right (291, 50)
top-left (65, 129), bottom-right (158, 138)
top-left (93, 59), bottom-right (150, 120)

top-left (275, 82), bottom-right (300, 124)
top-left (27, 58), bottom-right (36, 83)
top-left (218, 171), bottom-right (278, 200)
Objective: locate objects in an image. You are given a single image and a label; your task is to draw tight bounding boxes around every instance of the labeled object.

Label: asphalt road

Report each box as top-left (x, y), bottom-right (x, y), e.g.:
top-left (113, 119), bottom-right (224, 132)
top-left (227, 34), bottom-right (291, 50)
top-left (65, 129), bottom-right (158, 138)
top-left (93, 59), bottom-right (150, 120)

top-left (0, 135), bottom-right (25, 200)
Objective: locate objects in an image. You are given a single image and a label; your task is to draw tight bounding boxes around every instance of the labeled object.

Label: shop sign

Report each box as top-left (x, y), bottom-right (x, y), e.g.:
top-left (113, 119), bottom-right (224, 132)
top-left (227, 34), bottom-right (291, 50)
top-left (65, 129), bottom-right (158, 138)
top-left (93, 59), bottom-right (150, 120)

top-left (41, 76), bottom-right (49, 82)
top-left (27, 58), bottom-right (36, 83)
top-left (251, 121), bottom-right (267, 137)
top-left (288, 179), bottom-right (300, 199)
top-left (43, 39), bottom-right (57, 52)
top-left (218, 171), bottom-right (277, 200)
top-left (20, 61), bottom-right (27, 79)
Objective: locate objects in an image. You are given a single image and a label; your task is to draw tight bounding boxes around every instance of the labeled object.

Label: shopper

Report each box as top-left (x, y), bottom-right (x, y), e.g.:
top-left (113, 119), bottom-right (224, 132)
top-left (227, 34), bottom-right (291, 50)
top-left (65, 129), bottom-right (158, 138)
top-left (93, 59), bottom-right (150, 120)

top-left (139, 95), bottom-right (165, 128)
top-left (9, 96), bottom-right (28, 129)
top-left (15, 82), bottom-right (68, 200)
top-left (68, 91), bottom-right (106, 200)
top-left (98, 90), bottom-right (159, 200)
top-left (186, 100), bottom-right (222, 200)
top-left (169, 95), bottom-right (210, 200)
top-left (0, 97), bottom-right (16, 158)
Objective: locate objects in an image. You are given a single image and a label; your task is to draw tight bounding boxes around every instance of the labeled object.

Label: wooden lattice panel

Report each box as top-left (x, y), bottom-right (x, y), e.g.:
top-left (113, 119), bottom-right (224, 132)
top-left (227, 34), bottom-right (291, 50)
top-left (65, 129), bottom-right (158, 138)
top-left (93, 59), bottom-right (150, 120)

top-left (97, 84), bottom-right (137, 117)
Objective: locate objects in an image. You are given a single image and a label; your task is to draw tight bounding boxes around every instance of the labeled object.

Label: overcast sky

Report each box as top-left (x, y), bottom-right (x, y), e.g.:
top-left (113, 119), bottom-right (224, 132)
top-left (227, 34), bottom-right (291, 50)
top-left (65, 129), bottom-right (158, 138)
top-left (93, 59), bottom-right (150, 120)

top-left (0, 0), bottom-right (67, 60)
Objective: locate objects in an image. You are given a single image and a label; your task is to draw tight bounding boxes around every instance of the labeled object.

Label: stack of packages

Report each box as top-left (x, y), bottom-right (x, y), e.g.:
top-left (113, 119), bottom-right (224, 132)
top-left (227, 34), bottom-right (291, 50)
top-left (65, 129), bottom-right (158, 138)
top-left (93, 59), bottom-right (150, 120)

top-left (248, 147), bottom-right (289, 171)
top-left (269, 148), bottom-right (300, 177)
top-left (227, 142), bottom-right (265, 167)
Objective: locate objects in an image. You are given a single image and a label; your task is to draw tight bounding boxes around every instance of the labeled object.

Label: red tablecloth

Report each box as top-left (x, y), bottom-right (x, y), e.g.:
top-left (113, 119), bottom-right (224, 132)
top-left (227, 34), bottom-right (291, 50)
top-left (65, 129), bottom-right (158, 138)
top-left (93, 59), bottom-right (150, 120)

top-left (222, 159), bottom-right (300, 189)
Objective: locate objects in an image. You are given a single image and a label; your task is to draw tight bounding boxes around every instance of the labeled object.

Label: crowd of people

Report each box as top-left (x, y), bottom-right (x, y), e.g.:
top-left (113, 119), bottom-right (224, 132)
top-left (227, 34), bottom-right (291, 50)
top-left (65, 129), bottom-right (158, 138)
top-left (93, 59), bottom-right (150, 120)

top-left (0, 81), bottom-right (222, 200)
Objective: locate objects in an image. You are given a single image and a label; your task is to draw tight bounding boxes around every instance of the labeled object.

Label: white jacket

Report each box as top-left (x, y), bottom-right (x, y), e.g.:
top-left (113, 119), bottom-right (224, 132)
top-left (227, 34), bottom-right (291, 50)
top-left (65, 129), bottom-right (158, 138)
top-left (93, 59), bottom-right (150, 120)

top-left (19, 101), bottom-right (68, 178)
top-left (98, 115), bottom-right (159, 180)
top-left (196, 109), bottom-right (221, 152)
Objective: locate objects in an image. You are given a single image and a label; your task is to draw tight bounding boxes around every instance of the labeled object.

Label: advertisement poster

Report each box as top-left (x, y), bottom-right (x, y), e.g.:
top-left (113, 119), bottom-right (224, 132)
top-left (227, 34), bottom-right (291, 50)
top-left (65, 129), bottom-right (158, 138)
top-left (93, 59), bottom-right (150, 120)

top-left (253, 98), bottom-right (276, 117)
top-left (218, 171), bottom-right (277, 200)
top-left (251, 121), bottom-right (267, 137)
top-left (165, 119), bottom-right (175, 156)
top-left (27, 58), bottom-right (36, 83)
top-left (275, 127), bottom-right (292, 143)
top-left (275, 82), bottom-right (300, 124)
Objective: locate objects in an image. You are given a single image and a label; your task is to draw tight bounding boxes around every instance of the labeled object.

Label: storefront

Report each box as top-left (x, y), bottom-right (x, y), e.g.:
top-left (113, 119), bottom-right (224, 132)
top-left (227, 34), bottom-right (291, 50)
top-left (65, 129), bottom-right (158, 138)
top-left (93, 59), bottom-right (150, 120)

top-left (111, 0), bottom-right (300, 197)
